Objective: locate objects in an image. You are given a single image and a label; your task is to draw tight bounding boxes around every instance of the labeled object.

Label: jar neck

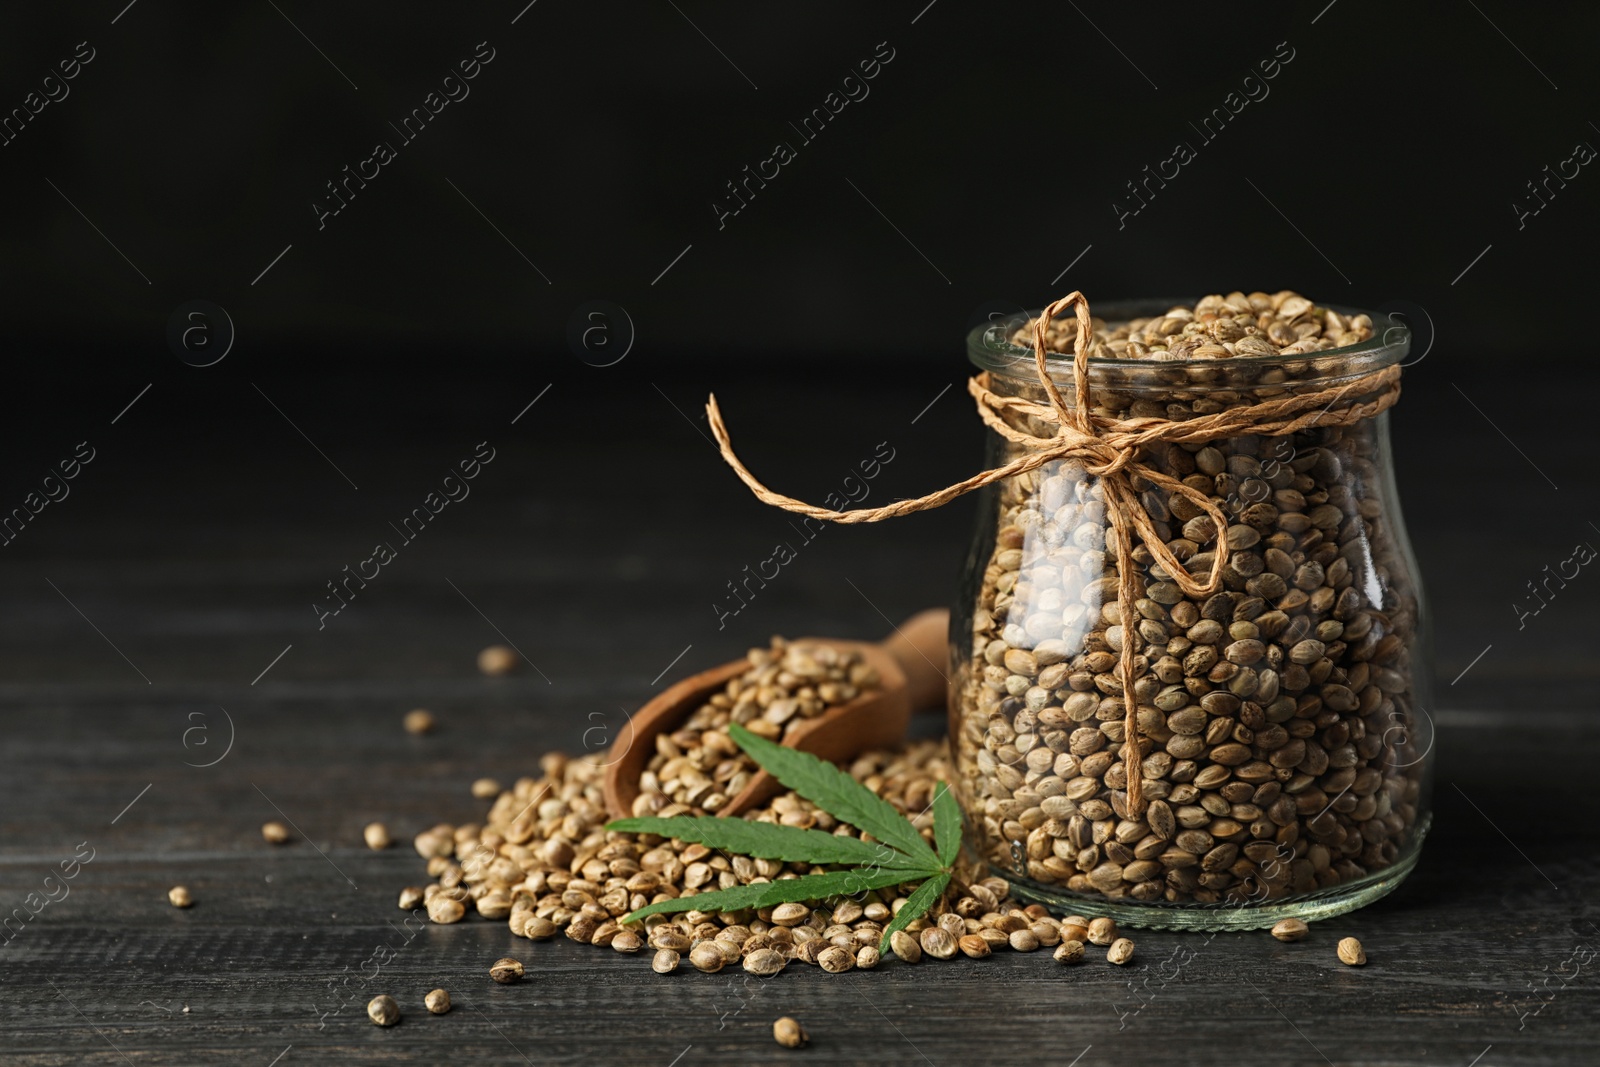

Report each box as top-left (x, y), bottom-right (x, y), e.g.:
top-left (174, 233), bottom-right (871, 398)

top-left (981, 355), bottom-right (1401, 429)
top-left (968, 298), bottom-right (1409, 400)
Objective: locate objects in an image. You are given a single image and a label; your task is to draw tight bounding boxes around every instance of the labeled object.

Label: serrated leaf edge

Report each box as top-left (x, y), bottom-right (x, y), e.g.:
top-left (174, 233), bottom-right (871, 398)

top-left (727, 722), bottom-right (939, 866)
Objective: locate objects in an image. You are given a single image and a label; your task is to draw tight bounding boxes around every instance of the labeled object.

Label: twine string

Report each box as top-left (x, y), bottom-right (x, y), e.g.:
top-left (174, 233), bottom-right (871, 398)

top-left (705, 291), bottom-right (1402, 819)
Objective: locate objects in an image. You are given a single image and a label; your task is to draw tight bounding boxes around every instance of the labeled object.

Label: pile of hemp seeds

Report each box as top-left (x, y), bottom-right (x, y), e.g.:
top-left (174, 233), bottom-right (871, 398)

top-left (398, 639), bottom-right (1141, 976)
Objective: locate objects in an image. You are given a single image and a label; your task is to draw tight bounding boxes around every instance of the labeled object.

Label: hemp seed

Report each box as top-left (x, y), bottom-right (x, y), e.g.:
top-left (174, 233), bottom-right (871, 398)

top-left (261, 821), bottom-right (290, 844)
top-left (367, 994), bottom-right (400, 1027)
top-left (966, 293), bottom-right (1422, 911)
top-left (363, 822), bottom-right (392, 850)
top-left (743, 948), bottom-right (787, 976)
top-left (427, 897), bottom-right (465, 924)
top-left (471, 777), bottom-right (502, 799)
top-left (817, 945), bottom-right (855, 973)
top-left (1107, 938), bottom-right (1136, 965)
top-left (413, 829), bottom-right (452, 859)
top-left (774, 1016), bottom-right (809, 1049)
top-left (1337, 937), bottom-right (1367, 966)
top-left (919, 927), bottom-right (958, 960)
top-left (1054, 940), bottom-right (1086, 964)
top-left (1009, 929), bottom-right (1041, 952)
top-left (403, 709), bottom-right (436, 735)
top-left (636, 637), bottom-right (880, 816)
top-left (424, 988), bottom-right (451, 1014)
top-left (1272, 918), bottom-right (1310, 942)
top-left (651, 929), bottom-right (691, 952)
top-left (1087, 917), bottom-right (1117, 946)
top-left (959, 934), bottom-right (992, 958)
top-left (167, 885), bottom-right (193, 908)
top-left (890, 929), bottom-right (922, 963)
top-left (478, 645), bottom-right (518, 676)
top-left (489, 957), bottom-right (524, 984)
top-left (388, 675), bottom-right (1060, 991)
top-left (690, 942), bottom-right (726, 973)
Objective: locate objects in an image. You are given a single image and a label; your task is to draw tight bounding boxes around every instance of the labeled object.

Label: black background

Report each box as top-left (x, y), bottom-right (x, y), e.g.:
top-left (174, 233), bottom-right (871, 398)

top-left (3, 1), bottom-right (1596, 362)
top-left (2, 0), bottom-right (1594, 704)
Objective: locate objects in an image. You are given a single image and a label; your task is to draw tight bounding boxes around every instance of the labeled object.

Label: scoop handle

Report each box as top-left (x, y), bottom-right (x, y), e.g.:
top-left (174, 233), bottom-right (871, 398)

top-left (881, 609), bottom-right (950, 714)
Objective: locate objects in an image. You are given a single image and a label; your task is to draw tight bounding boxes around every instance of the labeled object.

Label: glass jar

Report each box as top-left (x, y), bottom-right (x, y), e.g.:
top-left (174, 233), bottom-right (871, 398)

top-left (950, 300), bottom-right (1433, 930)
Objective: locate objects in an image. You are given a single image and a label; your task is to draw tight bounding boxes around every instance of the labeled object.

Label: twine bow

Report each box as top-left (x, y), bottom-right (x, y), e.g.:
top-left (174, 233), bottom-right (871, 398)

top-left (706, 291), bottom-right (1402, 817)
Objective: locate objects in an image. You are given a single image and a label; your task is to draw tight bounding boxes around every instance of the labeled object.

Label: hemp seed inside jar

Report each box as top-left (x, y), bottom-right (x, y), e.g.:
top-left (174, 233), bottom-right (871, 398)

top-left (951, 290), bottom-right (1433, 930)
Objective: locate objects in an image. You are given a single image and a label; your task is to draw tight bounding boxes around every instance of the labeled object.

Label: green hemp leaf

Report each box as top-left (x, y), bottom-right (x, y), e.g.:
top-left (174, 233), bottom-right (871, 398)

top-left (607, 723), bottom-right (964, 954)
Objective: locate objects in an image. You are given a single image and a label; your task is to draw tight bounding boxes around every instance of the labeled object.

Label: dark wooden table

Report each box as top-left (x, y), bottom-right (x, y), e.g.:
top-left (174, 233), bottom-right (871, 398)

top-left (2, 365), bottom-right (1596, 1065)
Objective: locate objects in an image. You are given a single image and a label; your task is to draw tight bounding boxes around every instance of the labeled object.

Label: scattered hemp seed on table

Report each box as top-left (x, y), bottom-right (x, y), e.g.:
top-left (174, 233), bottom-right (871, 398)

top-left (1338, 937), bottom-right (1368, 965)
top-left (1054, 940), bottom-right (1086, 964)
top-left (478, 645), bottom-right (518, 676)
top-left (367, 995), bottom-right (400, 1027)
top-left (489, 957), bottom-right (525, 984)
top-left (773, 1016), bottom-right (809, 1049)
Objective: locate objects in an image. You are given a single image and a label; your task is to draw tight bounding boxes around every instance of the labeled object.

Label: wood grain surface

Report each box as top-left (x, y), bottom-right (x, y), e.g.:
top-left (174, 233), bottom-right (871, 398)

top-left (1, 372), bottom-right (1595, 1066)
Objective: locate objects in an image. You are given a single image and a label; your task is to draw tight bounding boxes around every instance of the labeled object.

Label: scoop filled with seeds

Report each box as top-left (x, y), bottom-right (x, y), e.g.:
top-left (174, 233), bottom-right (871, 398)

top-left (602, 612), bottom-right (947, 819)
top-left (636, 637), bottom-right (882, 816)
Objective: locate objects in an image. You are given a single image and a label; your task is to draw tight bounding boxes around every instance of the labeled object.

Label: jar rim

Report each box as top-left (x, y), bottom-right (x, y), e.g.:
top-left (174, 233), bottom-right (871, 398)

top-left (967, 297), bottom-right (1409, 382)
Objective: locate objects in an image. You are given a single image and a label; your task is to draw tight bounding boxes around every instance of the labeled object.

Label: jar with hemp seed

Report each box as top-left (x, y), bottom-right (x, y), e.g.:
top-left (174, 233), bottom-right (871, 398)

top-left (950, 293), bottom-right (1433, 930)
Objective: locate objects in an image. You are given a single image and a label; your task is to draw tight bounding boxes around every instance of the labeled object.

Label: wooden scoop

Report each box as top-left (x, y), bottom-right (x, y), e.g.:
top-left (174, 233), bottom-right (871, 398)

top-left (603, 609), bottom-right (949, 821)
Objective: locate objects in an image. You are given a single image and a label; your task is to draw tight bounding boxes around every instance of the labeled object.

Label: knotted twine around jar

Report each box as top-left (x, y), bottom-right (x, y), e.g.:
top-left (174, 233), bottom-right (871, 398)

top-left (705, 291), bottom-right (1403, 817)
